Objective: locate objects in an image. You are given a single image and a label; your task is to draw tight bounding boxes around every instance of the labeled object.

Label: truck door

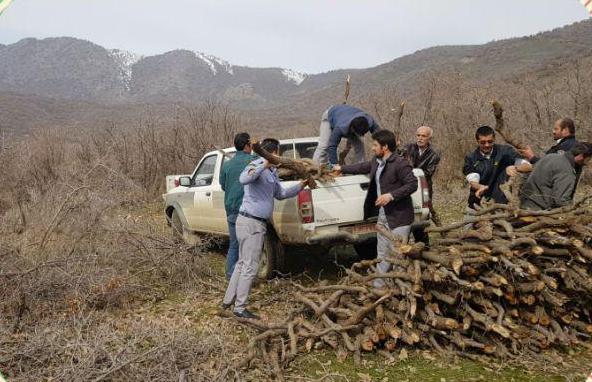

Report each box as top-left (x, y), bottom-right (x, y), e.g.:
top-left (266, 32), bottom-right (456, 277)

top-left (180, 154), bottom-right (218, 231)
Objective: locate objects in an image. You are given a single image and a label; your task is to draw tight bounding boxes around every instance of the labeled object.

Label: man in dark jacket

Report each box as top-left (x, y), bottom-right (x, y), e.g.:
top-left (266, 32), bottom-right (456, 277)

top-left (463, 126), bottom-right (532, 208)
top-left (220, 133), bottom-right (253, 280)
top-left (333, 130), bottom-right (417, 288)
top-left (313, 104), bottom-right (380, 165)
top-left (401, 126), bottom-right (440, 245)
top-left (521, 142), bottom-right (592, 210)
top-left (518, 118), bottom-right (578, 164)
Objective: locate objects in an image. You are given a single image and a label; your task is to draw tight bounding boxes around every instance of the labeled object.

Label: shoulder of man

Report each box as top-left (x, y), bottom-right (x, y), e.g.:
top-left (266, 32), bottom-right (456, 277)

top-left (246, 157), bottom-right (265, 168)
top-left (496, 144), bottom-right (518, 157)
top-left (465, 148), bottom-right (479, 161)
top-left (428, 145), bottom-right (441, 158)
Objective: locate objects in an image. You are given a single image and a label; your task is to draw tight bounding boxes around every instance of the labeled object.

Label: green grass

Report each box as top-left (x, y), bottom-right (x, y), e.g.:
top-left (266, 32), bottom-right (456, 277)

top-left (289, 351), bottom-right (587, 382)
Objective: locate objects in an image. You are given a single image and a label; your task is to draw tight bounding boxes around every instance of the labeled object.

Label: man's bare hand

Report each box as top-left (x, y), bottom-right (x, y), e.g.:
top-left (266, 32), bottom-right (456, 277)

top-left (506, 165), bottom-right (519, 177)
top-left (475, 185), bottom-right (489, 198)
top-left (518, 146), bottom-right (535, 161)
top-left (331, 164), bottom-right (342, 177)
top-left (375, 193), bottom-right (393, 207)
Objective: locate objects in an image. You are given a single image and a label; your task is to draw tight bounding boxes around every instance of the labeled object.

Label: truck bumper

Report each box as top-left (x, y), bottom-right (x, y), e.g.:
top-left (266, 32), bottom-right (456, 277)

top-left (306, 221), bottom-right (431, 246)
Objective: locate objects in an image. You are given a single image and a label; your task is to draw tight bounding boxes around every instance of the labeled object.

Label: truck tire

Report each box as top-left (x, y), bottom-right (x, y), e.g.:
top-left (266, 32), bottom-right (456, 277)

top-left (171, 209), bottom-right (184, 240)
top-left (353, 238), bottom-right (378, 260)
top-left (258, 228), bottom-right (285, 280)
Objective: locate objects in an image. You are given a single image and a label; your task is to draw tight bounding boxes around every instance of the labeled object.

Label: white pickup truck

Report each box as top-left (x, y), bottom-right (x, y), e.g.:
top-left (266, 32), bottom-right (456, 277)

top-left (163, 137), bottom-right (431, 279)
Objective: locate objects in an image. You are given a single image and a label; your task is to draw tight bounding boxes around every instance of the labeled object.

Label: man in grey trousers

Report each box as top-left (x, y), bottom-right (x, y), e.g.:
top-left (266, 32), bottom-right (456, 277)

top-left (521, 142), bottom-right (592, 210)
top-left (222, 138), bottom-right (307, 319)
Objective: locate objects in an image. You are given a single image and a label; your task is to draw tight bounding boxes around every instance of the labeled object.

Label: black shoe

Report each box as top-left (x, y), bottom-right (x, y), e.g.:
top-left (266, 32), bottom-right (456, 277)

top-left (234, 309), bottom-right (260, 320)
top-left (221, 302), bottom-right (232, 310)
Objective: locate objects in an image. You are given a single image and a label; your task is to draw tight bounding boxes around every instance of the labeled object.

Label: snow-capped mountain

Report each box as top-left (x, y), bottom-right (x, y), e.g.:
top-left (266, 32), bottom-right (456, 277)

top-left (0, 37), bottom-right (312, 104)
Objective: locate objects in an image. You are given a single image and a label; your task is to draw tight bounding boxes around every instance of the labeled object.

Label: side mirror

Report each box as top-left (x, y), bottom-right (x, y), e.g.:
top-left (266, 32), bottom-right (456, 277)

top-left (179, 176), bottom-right (192, 187)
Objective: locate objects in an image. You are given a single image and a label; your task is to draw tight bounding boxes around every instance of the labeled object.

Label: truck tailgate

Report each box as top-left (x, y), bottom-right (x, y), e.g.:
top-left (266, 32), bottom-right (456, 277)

top-left (312, 175), bottom-right (369, 227)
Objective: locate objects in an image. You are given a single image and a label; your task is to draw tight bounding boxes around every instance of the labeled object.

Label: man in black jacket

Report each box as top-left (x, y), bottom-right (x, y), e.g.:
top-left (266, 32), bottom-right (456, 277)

top-left (333, 130), bottom-right (418, 288)
top-left (518, 118), bottom-right (578, 163)
top-left (401, 126), bottom-right (440, 245)
top-left (463, 126), bottom-right (531, 208)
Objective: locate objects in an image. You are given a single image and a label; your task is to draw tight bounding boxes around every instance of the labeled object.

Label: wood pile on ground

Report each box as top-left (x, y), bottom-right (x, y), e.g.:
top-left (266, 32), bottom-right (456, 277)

top-left (222, 197), bottom-right (592, 379)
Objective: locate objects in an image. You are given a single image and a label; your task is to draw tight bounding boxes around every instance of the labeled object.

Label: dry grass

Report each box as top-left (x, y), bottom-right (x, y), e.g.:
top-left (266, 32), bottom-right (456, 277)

top-left (0, 102), bottom-right (250, 381)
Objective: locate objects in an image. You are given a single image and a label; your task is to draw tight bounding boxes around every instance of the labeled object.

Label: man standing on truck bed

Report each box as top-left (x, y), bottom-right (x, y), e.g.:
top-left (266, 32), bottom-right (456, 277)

top-left (313, 104), bottom-right (380, 166)
top-left (400, 126), bottom-right (440, 245)
top-left (222, 138), bottom-right (308, 319)
top-left (333, 130), bottom-right (418, 288)
top-left (220, 132), bottom-right (253, 280)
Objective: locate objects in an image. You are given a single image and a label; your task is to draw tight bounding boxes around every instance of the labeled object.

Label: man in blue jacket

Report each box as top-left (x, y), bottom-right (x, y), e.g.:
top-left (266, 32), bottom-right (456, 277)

top-left (312, 104), bottom-right (380, 165)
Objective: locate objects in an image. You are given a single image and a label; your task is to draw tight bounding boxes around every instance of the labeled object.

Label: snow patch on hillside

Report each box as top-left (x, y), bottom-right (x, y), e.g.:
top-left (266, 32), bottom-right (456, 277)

top-left (281, 69), bottom-right (307, 85)
top-left (109, 49), bottom-right (143, 91)
top-left (194, 51), bottom-right (234, 75)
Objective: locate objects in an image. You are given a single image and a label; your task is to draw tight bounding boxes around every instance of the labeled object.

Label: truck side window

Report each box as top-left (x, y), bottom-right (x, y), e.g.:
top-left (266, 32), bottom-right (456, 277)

top-left (192, 155), bottom-right (217, 187)
top-left (279, 143), bottom-right (296, 159)
top-left (295, 142), bottom-right (318, 160)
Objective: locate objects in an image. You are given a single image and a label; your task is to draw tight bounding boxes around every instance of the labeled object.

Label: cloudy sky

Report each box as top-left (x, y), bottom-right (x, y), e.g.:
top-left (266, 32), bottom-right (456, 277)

top-left (0, 0), bottom-right (589, 73)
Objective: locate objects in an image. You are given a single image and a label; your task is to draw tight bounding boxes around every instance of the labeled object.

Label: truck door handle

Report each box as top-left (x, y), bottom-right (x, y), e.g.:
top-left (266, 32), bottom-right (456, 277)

top-left (360, 182), bottom-right (369, 191)
top-left (205, 192), bottom-right (211, 197)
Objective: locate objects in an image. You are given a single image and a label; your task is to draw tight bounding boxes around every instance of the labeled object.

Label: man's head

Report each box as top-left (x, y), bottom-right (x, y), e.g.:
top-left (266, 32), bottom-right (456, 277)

top-left (552, 118), bottom-right (576, 140)
top-left (416, 126), bottom-right (433, 149)
top-left (570, 142), bottom-right (592, 166)
top-left (350, 117), bottom-right (370, 136)
top-left (371, 130), bottom-right (397, 158)
top-left (475, 125), bottom-right (496, 155)
top-left (234, 132), bottom-right (251, 153)
top-left (260, 138), bottom-right (280, 155)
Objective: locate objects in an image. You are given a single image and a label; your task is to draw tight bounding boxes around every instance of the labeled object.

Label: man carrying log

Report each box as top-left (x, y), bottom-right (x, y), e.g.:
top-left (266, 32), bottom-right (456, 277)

top-left (222, 138), bottom-right (309, 319)
top-left (463, 125), bottom-right (532, 208)
top-left (518, 118), bottom-right (579, 164)
top-left (333, 130), bottom-right (417, 288)
top-left (521, 142), bottom-right (592, 210)
top-left (400, 126), bottom-right (441, 244)
top-left (312, 104), bottom-right (380, 166)
top-left (220, 132), bottom-right (253, 280)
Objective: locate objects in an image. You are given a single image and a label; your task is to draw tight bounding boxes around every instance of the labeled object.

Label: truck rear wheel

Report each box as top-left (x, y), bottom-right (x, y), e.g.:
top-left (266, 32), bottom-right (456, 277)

top-left (353, 238), bottom-right (378, 260)
top-left (258, 228), bottom-right (285, 280)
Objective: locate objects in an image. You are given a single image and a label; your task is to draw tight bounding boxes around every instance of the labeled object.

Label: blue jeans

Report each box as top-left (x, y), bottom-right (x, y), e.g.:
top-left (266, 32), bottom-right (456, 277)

top-left (226, 214), bottom-right (239, 280)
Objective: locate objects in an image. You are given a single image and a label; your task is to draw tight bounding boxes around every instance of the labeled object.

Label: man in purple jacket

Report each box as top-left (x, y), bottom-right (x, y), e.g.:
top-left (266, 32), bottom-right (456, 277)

top-left (313, 104), bottom-right (380, 166)
top-left (333, 130), bottom-right (418, 288)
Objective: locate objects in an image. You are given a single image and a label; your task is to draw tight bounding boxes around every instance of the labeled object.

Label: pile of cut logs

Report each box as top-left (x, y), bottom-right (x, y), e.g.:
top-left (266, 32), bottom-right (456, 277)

top-left (226, 197), bottom-right (592, 378)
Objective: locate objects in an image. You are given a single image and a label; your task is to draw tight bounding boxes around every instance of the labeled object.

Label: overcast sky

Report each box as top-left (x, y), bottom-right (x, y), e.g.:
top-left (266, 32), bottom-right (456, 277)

top-left (0, 0), bottom-right (589, 73)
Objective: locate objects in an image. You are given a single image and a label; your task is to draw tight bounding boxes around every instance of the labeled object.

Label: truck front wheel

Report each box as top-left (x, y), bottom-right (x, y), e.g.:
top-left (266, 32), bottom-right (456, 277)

top-left (258, 229), bottom-right (285, 280)
top-left (171, 209), bottom-right (184, 240)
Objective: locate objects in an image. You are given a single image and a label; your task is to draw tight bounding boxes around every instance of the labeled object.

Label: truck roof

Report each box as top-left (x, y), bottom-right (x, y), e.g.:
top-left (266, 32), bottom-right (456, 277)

top-left (210, 137), bottom-right (320, 155)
